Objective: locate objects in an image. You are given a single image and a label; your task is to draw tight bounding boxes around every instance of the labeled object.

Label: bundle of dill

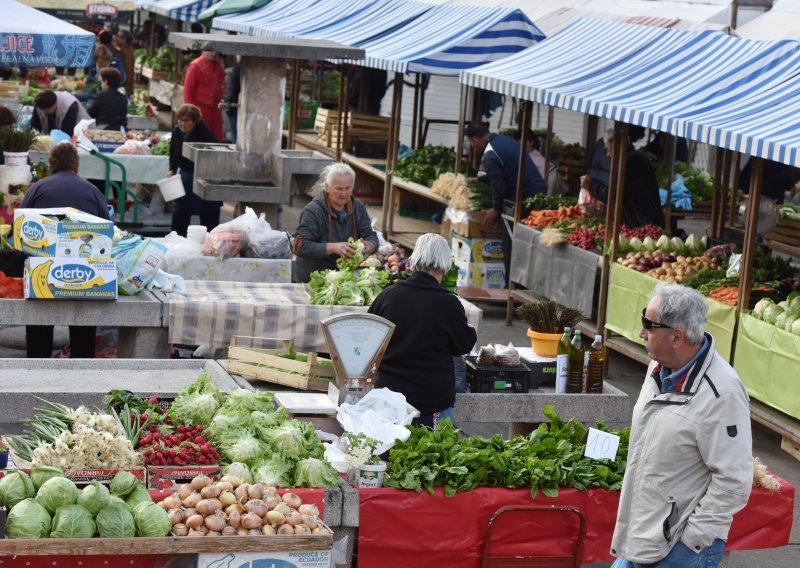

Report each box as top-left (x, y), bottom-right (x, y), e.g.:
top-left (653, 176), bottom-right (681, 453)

top-left (516, 300), bottom-right (586, 334)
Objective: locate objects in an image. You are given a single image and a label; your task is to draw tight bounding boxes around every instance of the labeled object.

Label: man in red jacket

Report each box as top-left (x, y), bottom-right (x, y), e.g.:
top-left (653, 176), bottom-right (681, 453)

top-left (183, 50), bottom-right (225, 141)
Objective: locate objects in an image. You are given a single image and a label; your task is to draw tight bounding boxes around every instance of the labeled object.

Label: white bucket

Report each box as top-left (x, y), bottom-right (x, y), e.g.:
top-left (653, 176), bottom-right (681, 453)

top-left (186, 225), bottom-right (208, 245)
top-left (3, 151), bottom-right (29, 168)
top-left (156, 174), bottom-right (185, 202)
top-left (354, 461), bottom-right (387, 488)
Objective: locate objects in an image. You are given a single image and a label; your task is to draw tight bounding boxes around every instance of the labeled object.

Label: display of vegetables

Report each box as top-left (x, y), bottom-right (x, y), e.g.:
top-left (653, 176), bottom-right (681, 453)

top-left (522, 193), bottom-right (577, 211)
top-left (522, 205), bottom-right (584, 228)
top-left (386, 406), bottom-right (629, 498)
top-left (168, 373), bottom-right (223, 427)
top-left (617, 250), bottom-right (720, 283)
top-left (752, 294), bottom-right (800, 335)
top-left (654, 160), bottom-right (714, 203)
top-left (394, 145), bottom-right (474, 188)
top-left (309, 240), bottom-right (391, 306)
top-left (778, 203), bottom-right (800, 221)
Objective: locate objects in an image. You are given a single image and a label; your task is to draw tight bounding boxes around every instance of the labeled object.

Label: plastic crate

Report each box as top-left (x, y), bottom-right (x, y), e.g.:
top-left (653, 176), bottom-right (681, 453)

top-left (464, 356), bottom-right (538, 393)
top-left (283, 100), bottom-right (321, 130)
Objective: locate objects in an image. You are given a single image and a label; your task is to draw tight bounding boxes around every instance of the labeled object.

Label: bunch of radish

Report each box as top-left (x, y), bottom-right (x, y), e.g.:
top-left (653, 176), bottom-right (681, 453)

top-left (160, 474), bottom-right (324, 537)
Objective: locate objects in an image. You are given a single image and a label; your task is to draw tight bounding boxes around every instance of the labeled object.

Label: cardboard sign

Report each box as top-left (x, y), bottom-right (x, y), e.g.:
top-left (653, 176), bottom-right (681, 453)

top-left (584, 427), bottom-right (620, 461)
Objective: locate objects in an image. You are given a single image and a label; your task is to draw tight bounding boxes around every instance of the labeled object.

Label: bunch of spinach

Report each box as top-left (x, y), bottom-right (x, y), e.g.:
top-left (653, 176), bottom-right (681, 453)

top-left (385, 406), bottom-right (629, 498)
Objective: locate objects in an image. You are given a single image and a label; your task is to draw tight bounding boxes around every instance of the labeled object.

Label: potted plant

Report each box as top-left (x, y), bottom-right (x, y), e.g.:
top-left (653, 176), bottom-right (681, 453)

top-left (342, 432), bottom-right (386, 488)
top-left (516, 299), bottom-right (585, 357)
top-left (0, 439), bottom-right (9, 468)
top-left (0, 126), bottom-right (38, 168)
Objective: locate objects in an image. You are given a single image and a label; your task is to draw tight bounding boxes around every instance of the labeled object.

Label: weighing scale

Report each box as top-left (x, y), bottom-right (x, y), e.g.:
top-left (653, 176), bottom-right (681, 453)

top-left (320, 313), bottom-right (395, 405)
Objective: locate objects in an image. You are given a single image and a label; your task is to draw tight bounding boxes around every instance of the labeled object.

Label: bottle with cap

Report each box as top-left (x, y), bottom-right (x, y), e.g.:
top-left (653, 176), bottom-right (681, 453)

top-left (586, 334), bottom-right (606, 394)
top-left (566, 330), bottom-right (584, 394)
top-left (555, 327), bottom-right (571, 394)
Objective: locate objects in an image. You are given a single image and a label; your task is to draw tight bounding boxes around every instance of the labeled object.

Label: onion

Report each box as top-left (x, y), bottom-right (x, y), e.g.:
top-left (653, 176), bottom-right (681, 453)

top-left (248, 484), bottom-right (265, 501)
top-left (201, 485), bottom-right (221, 499)
top-left (263, 485), bottom-right (278, 497)
top-left (241, 512), bottom-right (263, 530)
top-left (235, 484), bottom-right (251, 504)
top-left (301, 514), bottom-right (319, 529)
top-left (264, 495), bottom-right (280, 511)
top-left (185, 514), bottom-right (204, 529)
top-left (312, 527), bottom-right (323, 534)
top-left (167, 509), bottom-right (184, 526)
top-left (207, 530), bottom-right (221, 537)
top-left (248, 529), bottom-right (262, 536)
top-left (196, 498), bottom-right (222, 516)
top-left (277, 524), bottom-right (295, 535)
top-left (245, 499), bottom-right (268, 517)
top-left (273, 503), bottom-right (292, 517)
top-left (294, 524), bottom-right (311, 535)
top-left (172, 523), bottom-right (188, 537)
top-left (191, 475), bottom-right (213, 491)
top-left (266, 510), bottom-right (285, 527)
top-left (177, 484), bottom-right (193, 500)
top-left (298, 504), bottom-right (319, 517)
top-left (221, 526), bottom-right (237, 536)
top-left (285, 511), bottom-right (302, 526)
top-left (216, 481), bottom-right (234, 492)
top-left (262, 525), bottom-right (276, 536)
top-left (282, 492), bottom-right (302, 510)
top-left (182, 492), bottom-right (201, 508)
top-left (220, 475), bottom-right (242, 488)
top-left (228, 511), bottom-right (241, 529)
top-left (183, 507), bottom-right (197, 518)
top-left (225, 503), bottom-right (244, 516)
top-left (236, 527), bottom-right (249, 536)
top-left (188, 529), bottom-right (206, 537)
top-left (196, 525), bottom-right (208, 535)
top-left (219, 491), bottom-right (237, 507)
top-left (204, 514), bottom-right (226, 533)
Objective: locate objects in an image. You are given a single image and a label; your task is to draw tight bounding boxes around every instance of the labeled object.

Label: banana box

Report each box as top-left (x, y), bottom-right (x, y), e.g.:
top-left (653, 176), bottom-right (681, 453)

top-left (455, 259), bottom-right (505, 289)
top-left (13, 207), bottom-right (114, 258)
top-left (24, 257), bottom-right (118, 300)
top-left (451, 234), bottom-right (505, 263)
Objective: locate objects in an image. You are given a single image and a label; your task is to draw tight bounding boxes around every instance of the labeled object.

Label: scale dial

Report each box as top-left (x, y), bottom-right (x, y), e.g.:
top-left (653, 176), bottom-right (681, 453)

top-left (321, 314), bottom-right (395, 379)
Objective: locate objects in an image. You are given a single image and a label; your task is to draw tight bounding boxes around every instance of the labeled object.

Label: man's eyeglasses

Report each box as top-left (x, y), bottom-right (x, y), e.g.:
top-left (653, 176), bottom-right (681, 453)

top-left (641, 308), bottom-right (673, 330)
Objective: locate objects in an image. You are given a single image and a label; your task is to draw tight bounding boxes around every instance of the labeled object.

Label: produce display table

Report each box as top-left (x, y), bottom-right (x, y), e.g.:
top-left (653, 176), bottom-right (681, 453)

top-left (605, 264), bottom-right (736, 361)
top-left (165, 281), bottom-right (483, 351)
top-left (30, 150), bottom-right (170, 185)
top-left (454, 383), bottom-right (629, 436)
top-left (0, 290), bottom-right (169, 358)
top-left (510, 224), bottom-right (600, 317)
top-left (357, 478), bottom-right (795, 567)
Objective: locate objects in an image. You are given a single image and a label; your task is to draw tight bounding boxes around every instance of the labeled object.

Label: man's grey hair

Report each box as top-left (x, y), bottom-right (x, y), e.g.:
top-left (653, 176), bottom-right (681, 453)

top-left (652, 283), bottom-right (707, 344)
top-left (602, 127), bottom-right (615, 147)
top-left (409, 233), bottom-right (452, 274)
top-left (320, 162), bottom-right (355, 187)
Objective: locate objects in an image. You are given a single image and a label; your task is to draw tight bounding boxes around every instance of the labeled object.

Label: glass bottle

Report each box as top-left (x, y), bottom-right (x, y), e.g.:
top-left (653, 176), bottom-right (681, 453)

top-left (586, 334), bottom-right (606, 394)
top-left (566, 330), bottom-right (584, 394)
top-left (555, 327), bottom-right (571, 394)
top-left (36, 158), bottom-right (47, 180)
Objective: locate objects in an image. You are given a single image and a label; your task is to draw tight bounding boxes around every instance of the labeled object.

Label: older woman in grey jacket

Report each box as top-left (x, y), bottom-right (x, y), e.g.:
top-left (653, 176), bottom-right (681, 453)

top-left (293, 163), bottom-right (378, 283)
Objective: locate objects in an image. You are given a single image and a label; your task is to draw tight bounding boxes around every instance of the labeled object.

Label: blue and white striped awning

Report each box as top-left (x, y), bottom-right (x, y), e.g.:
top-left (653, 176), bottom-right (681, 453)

top-left (353, 4), bottom-right (545, 75)
top-left (141, 0), bottom-right (218, 22)
top-left (212, 0), bottom-right (319, 34)
top-left (462, 18), bottom-right (800, 166)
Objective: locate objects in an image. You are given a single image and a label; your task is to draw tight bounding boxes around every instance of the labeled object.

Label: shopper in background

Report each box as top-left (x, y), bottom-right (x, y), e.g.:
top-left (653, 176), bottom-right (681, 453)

top-left (167, 104), bottom-right (221, 236)
top-left (87, 68), bottom-right (128, 131)
top-left (465, 122), bottom-right (546, 286)
top-left (115, 30), bottom-right (136, 96)
top-left (368, 233), bottom-right (477, 428)
top-left (526, 131), bottom-right (546, 179)
top-left (183, 50), bottom-right (225, 142)
top-left (610, 283), bottom-right (752, 568)
top-left (77, 45), bottom-right (126, 102)
top-left (31, 90), bottom-right (90, 136)
top-left (223, 59), bottom-right (241, 143)
top-left (20, 143), bottom-right (110, 359)
top-left (97, 29), bottom-right (120, 59)
top-left (293, 163), bottom-right (378, 283)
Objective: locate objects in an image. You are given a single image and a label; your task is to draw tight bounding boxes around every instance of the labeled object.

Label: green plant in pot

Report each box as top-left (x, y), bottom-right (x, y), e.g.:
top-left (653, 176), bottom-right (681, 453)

top-left (0, 127), bottom-right (38, 168)
top-left (516, 299), bottom-right (585, 357)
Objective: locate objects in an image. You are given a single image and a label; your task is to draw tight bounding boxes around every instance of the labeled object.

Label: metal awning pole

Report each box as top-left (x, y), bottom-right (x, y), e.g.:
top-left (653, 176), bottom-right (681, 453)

top-left (455, 83), bottom-right (467, 176)
top-left (411, 74), bottom-right (420, 150)
top-left (710, 147), bottom-right (725, 238)
top-left (543, 106), bottom-right (554, 188)
top-left (287, 61), bottom-right (300, 149)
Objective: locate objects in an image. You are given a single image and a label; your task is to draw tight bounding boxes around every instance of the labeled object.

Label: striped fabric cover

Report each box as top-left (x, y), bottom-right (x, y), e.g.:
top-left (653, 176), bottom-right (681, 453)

top-left (142, 0), bottom-right (218, 22)
top-left (211, 0), bottom-right (323, 34)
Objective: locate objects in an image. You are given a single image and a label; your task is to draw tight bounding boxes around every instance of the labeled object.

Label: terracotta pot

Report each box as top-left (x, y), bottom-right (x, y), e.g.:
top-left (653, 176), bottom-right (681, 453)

top-left (527, 328), bottom-right (562, 357)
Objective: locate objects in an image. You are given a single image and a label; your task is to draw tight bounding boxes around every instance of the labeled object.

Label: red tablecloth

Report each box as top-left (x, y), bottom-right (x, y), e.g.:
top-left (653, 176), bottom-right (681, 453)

top-left (358, 478), bottom-right (794, 567)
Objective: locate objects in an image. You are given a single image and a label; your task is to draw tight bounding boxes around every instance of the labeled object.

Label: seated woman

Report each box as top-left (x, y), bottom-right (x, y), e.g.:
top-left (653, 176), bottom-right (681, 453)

top-left (76, 45), bottom-right (126, 101)
top-left (368, 233), bottom-right (477, 428)
top-left (293, 163), bottom-right (378, 283)
top-left (167, 104), bottom-right (220, 236)
top-left (87, 67), bottom-right (128, 131)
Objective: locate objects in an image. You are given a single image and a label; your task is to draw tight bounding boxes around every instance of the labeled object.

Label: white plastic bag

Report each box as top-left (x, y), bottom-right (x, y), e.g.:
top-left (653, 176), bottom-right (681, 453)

top-left (112, 235), bottom-right (168, 295)
top-left (113, 139), bottom-right (151, 155)
top-left (72, 118), bottom-right (98, 151)
top-left (146, 268), bottom-right (187, 295)
top-left (162, 231), bottom-right (204, 273)
top-left (336, 388), bottom-right (419, 454)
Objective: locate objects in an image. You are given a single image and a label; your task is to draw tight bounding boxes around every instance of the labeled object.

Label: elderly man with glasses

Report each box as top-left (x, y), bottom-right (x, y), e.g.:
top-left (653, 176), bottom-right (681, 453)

top-left (610, 283), bottom-right (752, 568)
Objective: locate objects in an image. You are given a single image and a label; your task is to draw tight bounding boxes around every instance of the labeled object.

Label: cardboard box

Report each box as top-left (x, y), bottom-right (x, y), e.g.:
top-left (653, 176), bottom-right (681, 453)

top-left (450, 212), bottom-right (503, 238)
top-left (198, 549), bottom-right (332, 568)
top-left (455, 259), bottom-right (505, 289)
top-left (147, 465), bottom-right (221, 490)
top-left (451, 234), bottom-right (504, 263)
top-left (24, 257), bottom-right (118, 300)
top-left (13, 207), bottom-right (114, 258)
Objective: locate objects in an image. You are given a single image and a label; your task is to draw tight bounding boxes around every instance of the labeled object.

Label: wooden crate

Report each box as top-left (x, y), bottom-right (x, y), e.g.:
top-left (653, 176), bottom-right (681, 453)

top-left (315, 110), bottom-right (391, 147)
top-left (227, 336), bottom-right (336, 392)
top-left (0, 81), bottom-right (21, 100)
top-left (765, 218), bottom-right (800, 247)
top-left (141, 65), bottom-right (171, 81)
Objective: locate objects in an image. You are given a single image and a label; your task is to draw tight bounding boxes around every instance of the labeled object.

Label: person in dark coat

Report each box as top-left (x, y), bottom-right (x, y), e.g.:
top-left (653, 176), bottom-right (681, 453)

top-left (368, 233), bottom-right (477, 428)
top-left (738, 158), bottom-right (800, 204)
top-left (87, 67), bottom-right (128, 131)
top-left (293, 163), bottom-right (378, 283)
top-left (167, 104), bottom-right (220, 236)
top-left (20, 143), bottom-right (110, 359)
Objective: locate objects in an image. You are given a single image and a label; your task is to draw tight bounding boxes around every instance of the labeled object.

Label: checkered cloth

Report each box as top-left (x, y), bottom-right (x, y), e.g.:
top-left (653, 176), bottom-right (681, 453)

top-left (166, 281), bottom-right (483, 351)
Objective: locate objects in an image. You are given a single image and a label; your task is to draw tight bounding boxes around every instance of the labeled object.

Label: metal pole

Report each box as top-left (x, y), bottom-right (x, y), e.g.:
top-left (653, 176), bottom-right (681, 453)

top-left (341, 67), bottom-right (351, 159)
top-left (411, 74), bottom-right (420, 150)
top-left (455, 83), bottom-right (467, 176)
top-left (710, 147), bottom-right (725, 238)
top-left (664, 134), bottom-right (677, 230)
top-left (417, 75), bottom-right (427, 148)
top-left (718, 150), bottom-right (733, 239)
top-left (287, 62), bottom-right (300, 149)
top-left (543, 106), bottom-right (554, 187)
top-left (335, 68), bottom-right (346, 161)
top-left (729, 153), bottom-right (742, 227)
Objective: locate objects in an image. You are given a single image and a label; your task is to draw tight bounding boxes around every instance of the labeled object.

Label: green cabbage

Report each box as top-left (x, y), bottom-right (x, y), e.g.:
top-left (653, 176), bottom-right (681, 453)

top-left (784, 315), bottom-right (798, 333)
top-left (294, 457), bottom-right (341, 488)
top-left (309, 269), bottom-right (364, 306)
top-left (656, 235), bottom-right (671, 253)
top-left (5, 498), bottom-right (51, 539)
top-left (29, 466), bottom-right (64, 492)
top-left (775, 311), bottom-right (788, 330)
top-left (221, 389), bottom-right (275, 413)
top-left (108, 494), bottom-right (127, 507)
top-left (763, 304), bottom-right (783, 325)
top-left (132, 501), bottom-right (171, 537)
top-left (78, 481), bottom-right (111, 517)
top-left (222, 462), bottom-right (254, 484)
top-left (96, 502), bottom-right (136, 538)
top-left (50, 504), bottom-right (96, 538)
top-left (642, 236), bottom-right (656, 252)
top-left (753, 298), bottom-right (774, 319)
top-left (251, 408), bottom-right (288, 437)
top-left (110, 470), bottom-right (140, 498)
top-left (168, 373), bottom-right (223, 426)
top-left (125, 484), bottom-right (152, 511)
top-left (260, 420), bottom-right (321, 458)
top-left (356, 267), bottom-right (390, 305)
top-left (793, 319), bottom-right (800, 336)
top-left (251, 455), bottom-right (294, 487)
top-left (0, 470), bottom-right (35, 509)
top-left (35, 476), bottom-right (79, 515)
top-left (219, 430), bottom-right (266, 463)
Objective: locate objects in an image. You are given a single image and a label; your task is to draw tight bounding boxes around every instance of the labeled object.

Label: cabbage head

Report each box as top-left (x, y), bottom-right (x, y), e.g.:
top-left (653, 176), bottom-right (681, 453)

top-left (763, 304), bottom-right (783, 325)
top-left (30, 466), bottom-right (64, 492)
top-left (5, 498), bottom-right (51, 539)
top-left (219, 430), bottom-right (266, 463)
top-left (775, 311), bottom-right (788, 330)
top-left (132, 501), bottom-right (171, 537)
top-left (0, 470), bottom-right (35, 509)
top-left (294, 457), bottom-right (341, 488)
top-left (167, 373), bottom-right (222, 427)
top-left (35, 476), bottom-right (79, 515)
top-left (222, 389), bottom-right (275, 413)
top-left (50, 504), bottom-right (96, 538)
top-left (753, 298), bottom-right (774, 319)
top-left (260, 419), bottom-right (321, 458)
top-left (784, 314), bottom-right (798, 333)
top-left (125, 484), bottom-right (152, 511)
top-left (222, 462), bottom-right (254, 484)
top-left (251, 455), bottom-right (294, 487)
top-left (78, 481), bottom-right (111, 517)
top-left (96, 501), bottom-right (136, 538)
top-left (793, 318), bottom-right (800, 336)
top-left (110, 470), bottom-right (139, 498)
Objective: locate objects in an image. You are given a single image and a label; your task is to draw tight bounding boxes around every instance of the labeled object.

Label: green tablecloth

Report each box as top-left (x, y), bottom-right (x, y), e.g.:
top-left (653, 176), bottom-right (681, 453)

top-left (735, 313), bottom-right (800, 420)
top-left (605, 264), bottom-right (735, 361)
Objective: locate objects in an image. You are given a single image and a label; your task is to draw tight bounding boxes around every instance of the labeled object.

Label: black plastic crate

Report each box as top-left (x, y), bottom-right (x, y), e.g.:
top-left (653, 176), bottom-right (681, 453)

top-left (464, 356), bottom-right (539, 393)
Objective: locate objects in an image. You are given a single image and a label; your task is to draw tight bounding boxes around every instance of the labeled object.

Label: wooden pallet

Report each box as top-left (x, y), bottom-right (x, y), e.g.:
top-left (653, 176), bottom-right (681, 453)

top-left (141, 65), bottom-right (171, 81)
top-left (315, 109), bottom-right (390, 147)
top-left (750, 399), bottom-right (800, 462)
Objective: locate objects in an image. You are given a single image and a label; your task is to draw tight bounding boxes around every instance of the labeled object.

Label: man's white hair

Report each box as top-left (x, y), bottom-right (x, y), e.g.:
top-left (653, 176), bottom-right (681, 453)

top-left (653, 283), bottom-right (707, 344)
top-left (409, 233), bottom-right (452, 274)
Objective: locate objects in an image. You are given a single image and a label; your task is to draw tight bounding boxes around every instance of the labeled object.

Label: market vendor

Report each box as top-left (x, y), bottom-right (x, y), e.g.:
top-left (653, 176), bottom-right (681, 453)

top-left (31, 90), bottom-right (90, 137)
top-left (581, 127), bottom-right (664, 228)
top-left (368, 233), bottom-right (477, 428)
top-left (465, 122), bottom-right (546, 286)
top-left (77, 45), bottom-right (126, 102)
top-left (167, 104), bottom-right (221, 237)
top-left (87, 68), bottom-right (128, 131)
top-left (20, 143), bottom-right (110, 358)
top-left (292, 163), bottom-right (378, 283)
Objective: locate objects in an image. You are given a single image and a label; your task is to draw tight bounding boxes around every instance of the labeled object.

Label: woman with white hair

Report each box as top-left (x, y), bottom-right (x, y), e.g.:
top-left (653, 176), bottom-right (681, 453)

top-left (368, 233), bottom-right (477, 428)
top-left (293, 163), bottom-right (378, 283)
